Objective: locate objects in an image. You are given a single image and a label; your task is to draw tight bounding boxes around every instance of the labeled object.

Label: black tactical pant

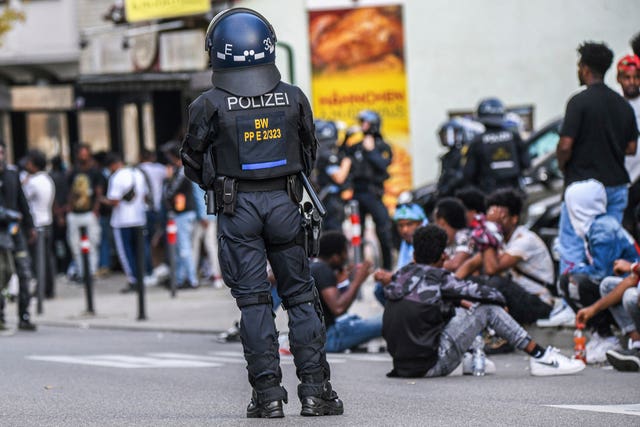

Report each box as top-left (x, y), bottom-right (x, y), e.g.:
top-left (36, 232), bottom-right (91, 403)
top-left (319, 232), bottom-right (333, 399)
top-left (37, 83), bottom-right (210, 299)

top-left (322, 194), bottom-right (345, 232)
top-left (14, 230), bottom-right (33, 323)
top-left (353, 190), bottom-right (393, 270)
top-left (218, 190), bottom-right (332, 404)
top-left (0, 230), bottom-right (33, 323)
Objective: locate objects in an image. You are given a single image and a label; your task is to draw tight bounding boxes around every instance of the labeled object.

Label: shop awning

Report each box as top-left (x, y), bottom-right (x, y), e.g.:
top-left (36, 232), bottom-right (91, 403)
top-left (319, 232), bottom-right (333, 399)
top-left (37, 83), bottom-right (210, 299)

top-left (77, 72), bottom-right (195, 92)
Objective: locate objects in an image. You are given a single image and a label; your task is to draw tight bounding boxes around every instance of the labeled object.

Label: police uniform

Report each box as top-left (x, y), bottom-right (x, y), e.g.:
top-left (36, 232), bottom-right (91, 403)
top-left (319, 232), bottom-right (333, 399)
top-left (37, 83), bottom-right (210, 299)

top-left (345, 112), bottom-right (394, 270)
top-left (180, 8), bottom-right (342, 418)
top-left (313, 121), bottom-right (348, 231)
top-left (462, 98), bottom-right (530, 195)
top-left (0, 164), bottom-right (35, 330)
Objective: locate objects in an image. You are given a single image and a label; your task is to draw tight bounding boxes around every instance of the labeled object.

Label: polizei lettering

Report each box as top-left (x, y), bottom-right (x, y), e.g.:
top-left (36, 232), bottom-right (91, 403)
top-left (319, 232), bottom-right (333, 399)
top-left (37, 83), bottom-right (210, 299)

top-left (227, 92), bottom-right (290, 111)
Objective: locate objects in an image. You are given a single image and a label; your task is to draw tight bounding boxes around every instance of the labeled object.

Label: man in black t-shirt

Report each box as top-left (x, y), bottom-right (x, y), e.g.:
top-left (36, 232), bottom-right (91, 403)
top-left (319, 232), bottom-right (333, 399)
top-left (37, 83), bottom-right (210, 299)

top-left (66, 144), bottom-right (105, 280)
top-left (556, 41), bottom-right (639, 275)
top-left (310, 231), bottom-right (381, 352)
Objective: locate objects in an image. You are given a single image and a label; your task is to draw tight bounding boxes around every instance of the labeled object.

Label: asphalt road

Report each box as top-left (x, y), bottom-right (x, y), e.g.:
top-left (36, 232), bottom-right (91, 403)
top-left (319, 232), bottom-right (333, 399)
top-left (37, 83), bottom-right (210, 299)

top-left (2, 326), bottom-right (639, 426)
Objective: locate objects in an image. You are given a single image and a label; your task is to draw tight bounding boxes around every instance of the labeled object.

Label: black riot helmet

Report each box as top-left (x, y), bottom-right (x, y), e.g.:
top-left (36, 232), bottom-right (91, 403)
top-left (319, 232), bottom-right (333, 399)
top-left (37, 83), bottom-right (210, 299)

top-left (476, 97), bottom-right (505, 127)
top-left (205, 8), bottom-right (281, 97)
top-left (357, 110), bottom-right (381, 135)
top-left (314, 120), bottom-right (338, 144)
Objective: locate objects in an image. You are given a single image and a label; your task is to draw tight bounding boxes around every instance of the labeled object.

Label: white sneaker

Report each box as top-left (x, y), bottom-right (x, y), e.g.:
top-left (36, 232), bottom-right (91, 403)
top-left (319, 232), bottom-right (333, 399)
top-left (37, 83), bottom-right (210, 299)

top-left (447, 363), bottom-right (463, 376)
top-left (536, 303), bottom-right (576, 328)
top-left (586, 334), bottom-right (622, 364)
top-left (530, 346), bottom-right (585, 376)
top-left (143, 275), bottom-right (158, 287)
top-left (462, 351), bottom-right (497, 375)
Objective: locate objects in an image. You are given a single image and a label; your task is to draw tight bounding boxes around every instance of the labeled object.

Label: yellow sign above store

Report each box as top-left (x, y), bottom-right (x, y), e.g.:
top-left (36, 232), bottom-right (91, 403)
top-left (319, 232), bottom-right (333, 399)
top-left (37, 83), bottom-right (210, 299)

top-left (125, 0), bottom-right (210, 22)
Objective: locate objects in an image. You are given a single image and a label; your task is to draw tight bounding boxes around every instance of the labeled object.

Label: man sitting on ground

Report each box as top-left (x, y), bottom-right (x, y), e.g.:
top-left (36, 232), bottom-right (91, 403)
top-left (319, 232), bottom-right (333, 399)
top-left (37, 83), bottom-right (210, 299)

top-left (550, 179), bottom-right (638, 363)
top-left (373, 202), bottom-right (427, 305)
top-left (382, 224), bottom-right (585, 378)
top-left (433, 197), bottom-right (474, 272)
top-left (311, 231), bottom-right (382, 353)
top-left (576, 259), bottom-right (640, 371)
top-left (456, 189), bottom-right (556, 325)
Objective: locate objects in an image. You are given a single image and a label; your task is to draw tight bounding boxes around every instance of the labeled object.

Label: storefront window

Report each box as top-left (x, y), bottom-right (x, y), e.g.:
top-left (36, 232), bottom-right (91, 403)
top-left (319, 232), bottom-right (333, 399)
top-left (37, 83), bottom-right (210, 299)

top-left (26, 112), bottom-right (69, 164)
top-left (79, 110), bottom-right (111, 154)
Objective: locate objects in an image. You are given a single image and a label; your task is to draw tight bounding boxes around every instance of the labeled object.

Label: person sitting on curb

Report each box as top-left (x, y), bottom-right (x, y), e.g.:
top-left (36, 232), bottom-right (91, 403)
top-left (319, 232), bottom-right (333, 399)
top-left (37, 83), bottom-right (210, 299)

top-left (310, 231), bottom-right (382, 353)
top-left (576, 258), bottom-right (640, 371)
top-left (373, 202), bottom-right (427, 305)
top-left (382, 224), bottom-right (586, 378)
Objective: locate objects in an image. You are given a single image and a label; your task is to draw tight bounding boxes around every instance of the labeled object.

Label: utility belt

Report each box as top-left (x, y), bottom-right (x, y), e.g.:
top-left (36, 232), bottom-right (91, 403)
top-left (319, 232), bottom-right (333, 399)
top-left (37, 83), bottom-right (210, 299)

top-left (206, 173), bottom-right (323, 258)
top-left (209, 175), bottom-right (301, 216)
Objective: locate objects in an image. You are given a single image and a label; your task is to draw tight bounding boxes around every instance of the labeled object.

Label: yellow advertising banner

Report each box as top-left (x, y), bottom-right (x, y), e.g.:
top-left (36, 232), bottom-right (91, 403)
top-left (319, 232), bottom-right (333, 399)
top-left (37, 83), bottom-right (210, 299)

top-left (308, 4), bottom-right (411, 208)
top-left (125, 0), bottom-right (210, 23)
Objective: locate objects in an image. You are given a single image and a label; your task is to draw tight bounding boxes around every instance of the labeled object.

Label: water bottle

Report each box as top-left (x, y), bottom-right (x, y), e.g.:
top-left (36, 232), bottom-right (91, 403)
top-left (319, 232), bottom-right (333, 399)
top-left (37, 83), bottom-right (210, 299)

top-left (573, 322), bottom-right (587, 363)
top-left (472, 334), bottom-right (486, 376)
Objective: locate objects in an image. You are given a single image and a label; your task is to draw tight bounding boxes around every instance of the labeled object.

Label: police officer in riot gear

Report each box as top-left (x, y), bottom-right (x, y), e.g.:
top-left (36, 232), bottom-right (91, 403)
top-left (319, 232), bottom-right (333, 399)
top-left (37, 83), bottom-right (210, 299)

top-left (436, 117), bottom-right (484, 198)
top-left (180, 8), bottom-right (342, 418)
top-left (0, 140), bottom-right (36, 331)
top-left (344, 110), bottom-right (394, 270)
top-left (463, 98), bottom-right (530, 195)
top-left (312, 120), bottom-right (351, 231)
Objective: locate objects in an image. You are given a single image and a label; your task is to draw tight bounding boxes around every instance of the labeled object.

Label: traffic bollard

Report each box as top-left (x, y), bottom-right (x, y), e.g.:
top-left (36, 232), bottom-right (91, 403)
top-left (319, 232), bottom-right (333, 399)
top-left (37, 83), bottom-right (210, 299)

top-left (348, 200), bottom-right (362, 264)
top-left (135, 225), bottom-right (146, 321)
top-left (35, 227), bottom-right (46, 315)
top-left (166, 217), bottom-right (178, 298)
top-left (79, 225), bottom-right (94, 314)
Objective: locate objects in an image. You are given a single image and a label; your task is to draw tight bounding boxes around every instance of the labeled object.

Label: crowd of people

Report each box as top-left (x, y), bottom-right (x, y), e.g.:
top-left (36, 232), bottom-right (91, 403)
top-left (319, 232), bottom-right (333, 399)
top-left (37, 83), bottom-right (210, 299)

top-left (0, 140), bottom-right (224, 332)
top-left (307, 38), bottom-right (640, 377)
top-left (0, 29), bottom-right (638, 411)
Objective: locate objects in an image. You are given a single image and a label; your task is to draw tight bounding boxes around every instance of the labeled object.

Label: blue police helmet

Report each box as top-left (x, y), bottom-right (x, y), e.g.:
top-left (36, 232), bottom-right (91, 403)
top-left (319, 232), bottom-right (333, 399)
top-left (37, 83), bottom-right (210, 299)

top-left (205, 8), bottom-right (281, 97)
top-left (357, 110), bottom-right (381, 134)
top-left (476, 97), bottom-right (505, 127)
top-left (314, 120), bottom-right (338, 143)
top-left (393, 203), bottom-right (427, 222)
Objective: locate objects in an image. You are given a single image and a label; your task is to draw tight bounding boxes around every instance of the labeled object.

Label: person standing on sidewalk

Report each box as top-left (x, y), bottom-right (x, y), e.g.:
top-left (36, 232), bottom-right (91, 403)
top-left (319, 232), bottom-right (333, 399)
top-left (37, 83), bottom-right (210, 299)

top-left (102, 153), bottom-right (151, 293)
top-left (556, 41), bottom-right (638, 276)
top-left (22, 149), bottom-right (56, 299)
top-left (162, 141), bottom-right (198, 290)
top-left (66, 144), bottom-right (104, 281)
top-left (180, 8), bottom-right (342, 418)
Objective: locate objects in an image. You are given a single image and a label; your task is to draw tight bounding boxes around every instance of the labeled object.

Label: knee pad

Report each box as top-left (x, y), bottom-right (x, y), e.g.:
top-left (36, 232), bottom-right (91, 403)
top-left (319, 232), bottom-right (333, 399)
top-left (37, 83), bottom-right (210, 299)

top-left (281, 289), bottom-right (316, 310)
top-left (236, 292), bottom-right (273, 309)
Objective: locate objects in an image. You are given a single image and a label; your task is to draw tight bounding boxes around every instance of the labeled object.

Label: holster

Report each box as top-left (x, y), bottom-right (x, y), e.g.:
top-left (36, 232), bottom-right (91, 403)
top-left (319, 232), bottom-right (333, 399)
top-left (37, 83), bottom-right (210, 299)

top-left (214, 177), bottom-right (237, 216)
top-left (205, 190), bottom-right (216, 215)
top-left (287, 175), bottom-right (303, 204)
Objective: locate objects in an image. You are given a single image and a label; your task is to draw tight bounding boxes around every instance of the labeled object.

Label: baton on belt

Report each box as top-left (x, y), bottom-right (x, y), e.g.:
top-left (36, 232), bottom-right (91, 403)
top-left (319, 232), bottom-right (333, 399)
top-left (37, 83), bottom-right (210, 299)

top-left (298, 172), bottom-right (326, 218)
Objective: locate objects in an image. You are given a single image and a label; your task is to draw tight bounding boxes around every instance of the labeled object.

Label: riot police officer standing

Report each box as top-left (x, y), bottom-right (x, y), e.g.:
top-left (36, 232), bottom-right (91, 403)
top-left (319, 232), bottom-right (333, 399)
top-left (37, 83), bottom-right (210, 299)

top-left (180, 8), bottom-right (342, 418)
top-left (344, 110), bottom-right (394, 270)
top-left (436, 117), bottom-right (484, 198)
top-left (312, 120), bottom-right (351, 231)
top-left (463, 98), bottom-right (530, 194)
top-left (0, 140), bottom-right (36, 331)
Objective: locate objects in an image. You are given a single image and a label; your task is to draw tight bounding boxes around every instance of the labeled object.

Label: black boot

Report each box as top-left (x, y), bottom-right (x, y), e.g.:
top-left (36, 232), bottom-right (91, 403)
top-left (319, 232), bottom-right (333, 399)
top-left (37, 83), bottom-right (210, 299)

top-left (300, 380), bottom-right (343, 416)
top-left (246, 390), bottom-right (285, 418)
top-left (18, 313), bottom-right (36, 331)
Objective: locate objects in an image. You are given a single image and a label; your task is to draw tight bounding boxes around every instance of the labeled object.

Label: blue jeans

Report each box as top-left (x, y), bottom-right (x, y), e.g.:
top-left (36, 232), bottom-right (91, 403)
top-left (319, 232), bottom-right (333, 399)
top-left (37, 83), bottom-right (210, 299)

top-left (600, 276), bottom-right (640, 335)
top-left (99, 215), bottom-right (112, 270)
top-left (426, 305), bottom-right (531, 377)
top-left (558, 185), bottom-right (628, 275)
top-left (175, 211), bottom-right (197, 286)
top-left (325, 313), bottom-right (383, 353)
